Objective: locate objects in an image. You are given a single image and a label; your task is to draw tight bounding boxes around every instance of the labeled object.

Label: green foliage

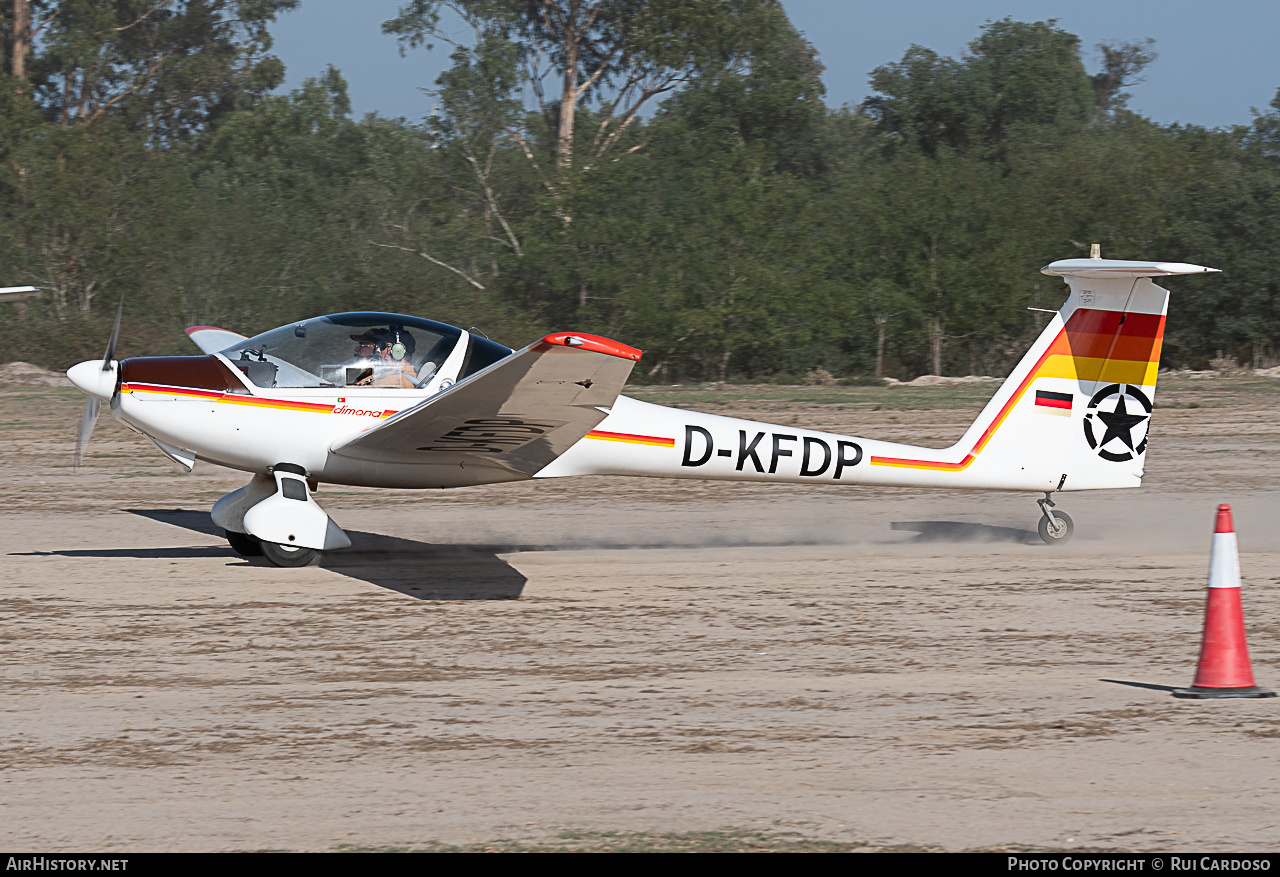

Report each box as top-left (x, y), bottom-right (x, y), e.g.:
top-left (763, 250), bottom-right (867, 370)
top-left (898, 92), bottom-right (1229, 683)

top-left (25, 1), bottom-right (297, 138)
top-left (864, 18), bottom-right (1091, 157)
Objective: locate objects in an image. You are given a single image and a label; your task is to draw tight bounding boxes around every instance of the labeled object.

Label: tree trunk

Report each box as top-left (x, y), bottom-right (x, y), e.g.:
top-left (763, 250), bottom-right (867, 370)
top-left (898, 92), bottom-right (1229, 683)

top-left (922, 237), bottom-right (947, 376)
top-left (557, 9), bottom-right (579, 169)
top-left (11, 0), bottom-right (30, 79)
top-left (874, 315), bottom-right (887, 379)
top-left (62, 61), bottom-right (74, 126)
top-left (929, 318), bottom-right (944, 376)
top-left (78, 278), bottom-right (96, 316)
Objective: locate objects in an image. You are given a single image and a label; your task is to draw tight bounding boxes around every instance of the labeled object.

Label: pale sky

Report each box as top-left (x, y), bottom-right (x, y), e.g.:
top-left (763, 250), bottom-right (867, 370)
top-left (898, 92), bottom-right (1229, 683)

top-left (270, 1), bottom-right (1280, 130)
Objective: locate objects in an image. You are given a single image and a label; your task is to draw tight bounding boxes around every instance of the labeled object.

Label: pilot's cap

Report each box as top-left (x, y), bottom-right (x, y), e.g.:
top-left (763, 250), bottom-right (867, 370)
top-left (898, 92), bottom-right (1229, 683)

top-left (352, 328), bottom-right (415, 360)
top-left (350, 330), bottom-right (391, 346)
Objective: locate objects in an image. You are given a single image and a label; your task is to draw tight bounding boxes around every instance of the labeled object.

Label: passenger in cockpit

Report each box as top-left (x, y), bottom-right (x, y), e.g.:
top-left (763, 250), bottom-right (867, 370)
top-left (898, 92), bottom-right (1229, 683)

top-left (350, 328), bottom-right (417, 388)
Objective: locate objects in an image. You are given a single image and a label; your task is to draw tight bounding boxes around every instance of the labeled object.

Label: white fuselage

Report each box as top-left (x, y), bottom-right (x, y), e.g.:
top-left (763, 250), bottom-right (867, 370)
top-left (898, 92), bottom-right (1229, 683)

top-left (113, 352), bottom-right (1073, 493)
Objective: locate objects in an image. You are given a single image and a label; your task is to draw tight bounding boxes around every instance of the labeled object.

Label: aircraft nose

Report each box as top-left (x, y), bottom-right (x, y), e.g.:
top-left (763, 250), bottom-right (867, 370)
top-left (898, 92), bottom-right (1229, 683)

top-left (67, 360), bottom-right (117, 401)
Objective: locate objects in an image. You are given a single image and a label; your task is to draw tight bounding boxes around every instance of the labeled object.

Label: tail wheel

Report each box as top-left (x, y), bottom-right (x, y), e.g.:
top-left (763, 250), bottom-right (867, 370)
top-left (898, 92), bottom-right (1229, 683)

top-left (1038, 510), bottom-right (1074, 545)
top-left (261, 541), bottom-right (318, 568)
top-left (225, 529), bottom-right (263, 557)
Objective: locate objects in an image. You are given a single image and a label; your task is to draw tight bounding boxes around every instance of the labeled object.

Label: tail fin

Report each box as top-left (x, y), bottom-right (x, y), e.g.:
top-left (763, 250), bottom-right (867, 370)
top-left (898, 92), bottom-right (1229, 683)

top-left (938, 258), bottom-right (1218, 491)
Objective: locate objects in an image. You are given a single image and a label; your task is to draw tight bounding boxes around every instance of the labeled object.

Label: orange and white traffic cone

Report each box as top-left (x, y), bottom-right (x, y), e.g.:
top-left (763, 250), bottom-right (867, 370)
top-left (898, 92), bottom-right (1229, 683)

top-left (1173, 504), bottom-right (1275, 699)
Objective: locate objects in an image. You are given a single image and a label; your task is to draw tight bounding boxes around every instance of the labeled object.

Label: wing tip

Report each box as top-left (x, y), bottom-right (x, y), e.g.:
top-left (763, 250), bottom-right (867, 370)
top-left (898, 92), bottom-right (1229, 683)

top-left (538, 332), bottom-right (642, 361)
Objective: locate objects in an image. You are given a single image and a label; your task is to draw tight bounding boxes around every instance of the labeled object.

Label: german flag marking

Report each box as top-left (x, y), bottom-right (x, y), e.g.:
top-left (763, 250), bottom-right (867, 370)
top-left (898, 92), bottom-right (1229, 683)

top-left (585, 430), bottom-right (674, 447)
top-left (1035, 390), bottom-right (1073, 416)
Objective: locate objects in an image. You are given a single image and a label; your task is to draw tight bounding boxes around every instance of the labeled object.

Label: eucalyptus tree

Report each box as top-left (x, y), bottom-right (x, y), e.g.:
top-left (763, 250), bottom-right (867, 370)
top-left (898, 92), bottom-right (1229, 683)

top-left (384, 0), bottom-right (787, 176)
top-left (380, 0), bottom-right (808, 339)
top-left (2, 0), bottom-right (296, 140)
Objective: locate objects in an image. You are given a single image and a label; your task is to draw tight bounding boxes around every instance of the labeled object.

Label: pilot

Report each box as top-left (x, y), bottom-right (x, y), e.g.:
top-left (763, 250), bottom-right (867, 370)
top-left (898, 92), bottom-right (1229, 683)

top-left (350, 328), bottom-right (417, 388)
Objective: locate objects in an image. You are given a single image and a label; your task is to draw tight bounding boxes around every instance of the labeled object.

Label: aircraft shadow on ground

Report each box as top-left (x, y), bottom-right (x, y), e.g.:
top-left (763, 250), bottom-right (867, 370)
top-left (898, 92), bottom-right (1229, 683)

top-left (19, 508), bottom-right (926, 600)
top-left (890, 520), bottom-right (1040, 544)
top-left (128, 509), bottom-right (861, 558)
top-left (319, 530), bottom-right (528, 600)
top-left (12, 545), bottom-right (233, 560)
top-left (10, 509), bottom-right (529, 601)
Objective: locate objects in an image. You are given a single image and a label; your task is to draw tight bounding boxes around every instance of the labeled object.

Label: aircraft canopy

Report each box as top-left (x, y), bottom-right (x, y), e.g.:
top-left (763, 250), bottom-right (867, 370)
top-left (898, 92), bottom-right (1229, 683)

top-left (219, 312), bottom-right (511, 389)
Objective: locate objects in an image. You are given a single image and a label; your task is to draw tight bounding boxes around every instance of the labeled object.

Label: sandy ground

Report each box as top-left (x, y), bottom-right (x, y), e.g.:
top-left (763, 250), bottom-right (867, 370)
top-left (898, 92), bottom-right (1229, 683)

top-left (1, 380), bottom-right (1278, 852)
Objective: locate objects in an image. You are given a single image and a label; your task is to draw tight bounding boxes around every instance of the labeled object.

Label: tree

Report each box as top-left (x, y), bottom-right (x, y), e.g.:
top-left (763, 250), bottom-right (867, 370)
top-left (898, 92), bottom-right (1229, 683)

top-left (384, 1), bottom-right (786, 176)
top-left (3, 1), bottom-right (296, 140)
top-left (864, 18), bottom-right (1092, 157)
top-left (1090, 39), bottom-right (1157, 118)
top-left (3, 123), bottom-right (154, 318)
top-left (496, 9), bottom-right (830, 370)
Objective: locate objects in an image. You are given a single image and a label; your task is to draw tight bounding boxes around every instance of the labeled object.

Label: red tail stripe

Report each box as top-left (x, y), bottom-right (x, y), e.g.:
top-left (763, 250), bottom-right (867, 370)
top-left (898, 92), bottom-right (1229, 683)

top-left (1051, 312), bottom-right (1166, 362)
top-left (1049, 332), bottom-right (1164, 363)
top-left (1065, 310), bottom-right (1164, 336)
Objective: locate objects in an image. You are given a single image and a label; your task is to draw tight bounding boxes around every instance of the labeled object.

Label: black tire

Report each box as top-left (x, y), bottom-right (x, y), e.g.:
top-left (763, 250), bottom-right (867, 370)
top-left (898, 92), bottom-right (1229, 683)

top-left (1037, 510), bottom-right (1074, 545)
top-left (225, 529), bottom-right (263, 557)
top-left (261, 541), bottom-right (318, 568)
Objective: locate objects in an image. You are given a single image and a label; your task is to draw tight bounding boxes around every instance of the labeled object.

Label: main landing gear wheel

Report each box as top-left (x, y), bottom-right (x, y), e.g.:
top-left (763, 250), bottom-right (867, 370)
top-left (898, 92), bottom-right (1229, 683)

top-left (225, 529), bottom-right (264, 557)
top-left (261, 541), bottom-right (318, 568)
top-left (1038, 510), bottom-right (1074, 545)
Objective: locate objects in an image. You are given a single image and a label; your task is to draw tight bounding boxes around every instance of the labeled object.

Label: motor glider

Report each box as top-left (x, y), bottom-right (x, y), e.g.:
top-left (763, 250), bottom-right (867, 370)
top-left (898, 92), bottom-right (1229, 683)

top-left (60, 255), bottom-right (1218, 566)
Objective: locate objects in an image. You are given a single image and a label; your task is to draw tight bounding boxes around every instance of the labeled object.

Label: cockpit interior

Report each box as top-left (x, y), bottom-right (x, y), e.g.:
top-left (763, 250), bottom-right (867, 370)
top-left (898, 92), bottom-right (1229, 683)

top-left (218, 312), bottom-right (513, 390)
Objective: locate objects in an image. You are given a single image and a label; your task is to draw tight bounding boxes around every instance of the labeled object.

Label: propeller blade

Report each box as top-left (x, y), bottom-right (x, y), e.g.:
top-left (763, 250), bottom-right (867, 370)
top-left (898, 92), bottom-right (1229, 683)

top-left (76, 297), bottom-right (123, 471)
top-left (74, 397), bottom-right (100, 471)
top-left (102, 297), bottom-right (123, 369)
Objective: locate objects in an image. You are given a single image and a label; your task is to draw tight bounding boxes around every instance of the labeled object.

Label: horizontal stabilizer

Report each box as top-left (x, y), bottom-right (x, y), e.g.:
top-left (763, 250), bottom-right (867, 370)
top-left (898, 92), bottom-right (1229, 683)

top-left (185, 325), bottom-right (247, 354)
top-left (1043, 259), bottom-right (1219, 280)
top-left (330, 333), bottom-right (640, 474)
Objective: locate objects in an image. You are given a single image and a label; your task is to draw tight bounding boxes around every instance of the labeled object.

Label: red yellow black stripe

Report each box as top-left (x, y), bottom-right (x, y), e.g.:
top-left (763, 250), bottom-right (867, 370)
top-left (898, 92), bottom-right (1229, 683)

top-left (585, 429), bottom-right (674, 447)
top-left (121, 383), bottom-right (396, 417)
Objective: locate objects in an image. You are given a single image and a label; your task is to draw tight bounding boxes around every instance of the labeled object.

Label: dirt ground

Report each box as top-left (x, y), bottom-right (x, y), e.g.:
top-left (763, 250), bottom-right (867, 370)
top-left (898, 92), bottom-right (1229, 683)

top-left (1, 378), bottom-right (1278, 852)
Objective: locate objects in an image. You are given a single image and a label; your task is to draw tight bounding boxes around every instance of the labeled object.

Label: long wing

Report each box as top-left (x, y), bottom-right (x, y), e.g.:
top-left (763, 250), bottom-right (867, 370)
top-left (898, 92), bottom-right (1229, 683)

top-left (330, 333), bottom-right (641, 475)
top-left (0, 286), bottom-right (40, 302)
top-left (186, 325), bottom-right (247, 354)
